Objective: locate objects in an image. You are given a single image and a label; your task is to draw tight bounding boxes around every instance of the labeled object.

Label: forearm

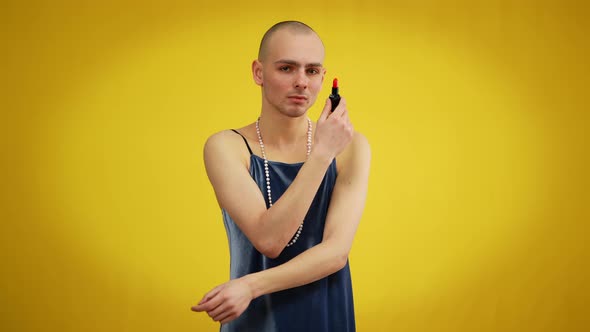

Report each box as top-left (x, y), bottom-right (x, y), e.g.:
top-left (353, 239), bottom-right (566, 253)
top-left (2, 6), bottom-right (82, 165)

top-left (256, 151), bottom-right (333, 251)
top-left (241, 240), bottom-right (346, 298)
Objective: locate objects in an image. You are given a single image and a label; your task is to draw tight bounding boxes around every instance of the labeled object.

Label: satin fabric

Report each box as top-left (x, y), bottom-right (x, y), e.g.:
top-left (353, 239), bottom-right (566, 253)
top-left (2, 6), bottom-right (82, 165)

top-left (220, 152), bottom-right (356, 332)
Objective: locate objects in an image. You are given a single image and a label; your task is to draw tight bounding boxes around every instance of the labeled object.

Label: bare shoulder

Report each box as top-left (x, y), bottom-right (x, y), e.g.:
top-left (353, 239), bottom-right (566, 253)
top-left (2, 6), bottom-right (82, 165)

top-left (336, 131), bottom-right (371, 173)
top-left (205, 130), bottom-right (237, 150)
top-left (204, 129), bottom-right (251, 169)
top-left (351, 131), bottom-right (370, 155)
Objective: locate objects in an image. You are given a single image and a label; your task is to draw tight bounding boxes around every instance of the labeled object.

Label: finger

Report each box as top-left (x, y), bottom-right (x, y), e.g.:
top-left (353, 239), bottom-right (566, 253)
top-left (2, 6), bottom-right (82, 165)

top-left (199, 284), bottom-right (224, 305)
top-left (336, 98), bottom-right (348, 117)
top-left (213, 309), bottom-right (233, 323)
top-left (192, 292), bottom-right (224, 312)
top-left (219, 312), bottom-right (238, 325)
top-left (318, 98), bottom-right (331, 122)
top-left (207, 302), bottom-right (227, 319)
top-left (331, 97), bottom-right (346, 117)
top-left (339, 108), bottom-right (349, 119)
top-left (193, 298), bottom-right (222, 312)
top-left (210, 303), bottom-right (232, 322)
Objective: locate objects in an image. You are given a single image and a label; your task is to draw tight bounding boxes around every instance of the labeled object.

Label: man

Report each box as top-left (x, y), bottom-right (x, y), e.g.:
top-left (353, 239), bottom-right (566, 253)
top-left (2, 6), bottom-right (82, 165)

top-left (192, 21), bottom-right (370, 331)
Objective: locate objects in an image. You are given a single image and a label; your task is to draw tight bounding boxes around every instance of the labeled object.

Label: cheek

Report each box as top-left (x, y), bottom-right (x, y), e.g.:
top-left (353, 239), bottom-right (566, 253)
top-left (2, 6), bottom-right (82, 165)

top-left (266, 76), bottom-right (289, 91)
top-left (309, 78), bottom-right (323, 93)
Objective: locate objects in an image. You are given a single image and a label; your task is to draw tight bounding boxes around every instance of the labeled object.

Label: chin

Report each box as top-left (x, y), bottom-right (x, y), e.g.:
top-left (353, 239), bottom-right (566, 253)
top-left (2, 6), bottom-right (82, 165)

top-left (280, 107), bottom-right (310, 118)
top-left (280, 101), bottom-right (315, 118)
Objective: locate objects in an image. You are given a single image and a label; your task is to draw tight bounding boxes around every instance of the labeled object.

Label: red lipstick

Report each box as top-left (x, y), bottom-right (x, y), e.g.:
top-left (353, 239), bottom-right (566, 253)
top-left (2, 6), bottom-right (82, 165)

top-left (329, 78), bottom-right (341, 112)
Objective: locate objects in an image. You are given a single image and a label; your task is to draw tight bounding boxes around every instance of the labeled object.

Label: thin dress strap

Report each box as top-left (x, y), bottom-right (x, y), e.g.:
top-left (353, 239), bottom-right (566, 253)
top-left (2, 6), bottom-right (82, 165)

top-left (230, 129), bottom-right (253, 155)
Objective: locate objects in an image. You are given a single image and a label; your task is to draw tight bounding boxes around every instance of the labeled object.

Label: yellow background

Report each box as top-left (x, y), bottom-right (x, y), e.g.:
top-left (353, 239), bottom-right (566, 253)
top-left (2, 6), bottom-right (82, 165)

top-left (2, 1), bottom-right (588, 331)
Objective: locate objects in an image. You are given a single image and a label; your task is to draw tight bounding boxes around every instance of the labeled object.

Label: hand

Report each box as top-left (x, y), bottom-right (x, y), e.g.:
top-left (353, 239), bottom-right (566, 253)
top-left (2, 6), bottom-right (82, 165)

top-left (313, 97), bottom-right (354, 161)
top-left (191, 278), bottom-right (253, 325)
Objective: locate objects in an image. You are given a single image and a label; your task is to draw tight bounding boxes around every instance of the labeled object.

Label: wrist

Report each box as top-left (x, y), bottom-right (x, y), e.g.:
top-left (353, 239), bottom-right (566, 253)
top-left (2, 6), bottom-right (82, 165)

top-left (309, 147), bottom-right (335, 166)
top-left (241, 273), bottom-right (262, 299)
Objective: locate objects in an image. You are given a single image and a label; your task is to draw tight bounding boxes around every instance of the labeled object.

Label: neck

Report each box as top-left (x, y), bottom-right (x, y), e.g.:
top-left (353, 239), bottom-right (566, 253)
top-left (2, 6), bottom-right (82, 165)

top-left (257, 110), bottom-right (310, 147)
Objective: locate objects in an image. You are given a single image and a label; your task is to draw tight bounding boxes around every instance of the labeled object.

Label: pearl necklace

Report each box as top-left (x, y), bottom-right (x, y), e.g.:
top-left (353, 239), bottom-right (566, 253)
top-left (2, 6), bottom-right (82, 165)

top-left (255, 117), bottom-right (312, 247)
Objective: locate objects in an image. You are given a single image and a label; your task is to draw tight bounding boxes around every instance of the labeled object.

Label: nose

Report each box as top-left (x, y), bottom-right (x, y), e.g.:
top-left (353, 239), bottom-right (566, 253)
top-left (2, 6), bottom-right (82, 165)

top-left (293, 69), bottom-right (308, 90)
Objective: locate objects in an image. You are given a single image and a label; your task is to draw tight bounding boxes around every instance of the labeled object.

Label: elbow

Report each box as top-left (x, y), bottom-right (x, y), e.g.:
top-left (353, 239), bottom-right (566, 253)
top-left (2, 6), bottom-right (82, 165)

top-left (321, 240), bottom-right (350, 273)
top-left (261, 248), bottom-right (282, 259)
top-left (333, 251), bottom-right (349, 271)
top-left (325, 243), bottom-right (350, 273)
top-left (249, 215), bottom-right (284, 259)
top-left (254, 240), bottom-right (283, 259)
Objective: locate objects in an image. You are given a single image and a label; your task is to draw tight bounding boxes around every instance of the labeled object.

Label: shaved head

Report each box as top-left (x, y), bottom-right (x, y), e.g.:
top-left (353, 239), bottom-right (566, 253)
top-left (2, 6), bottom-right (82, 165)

top-left (258, 21), bottom-right (323, 61)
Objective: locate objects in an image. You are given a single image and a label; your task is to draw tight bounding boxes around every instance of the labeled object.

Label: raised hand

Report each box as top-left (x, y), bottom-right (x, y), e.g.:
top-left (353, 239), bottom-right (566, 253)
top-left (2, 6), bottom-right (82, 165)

top-left (313, 97), bottom-right (354, 161)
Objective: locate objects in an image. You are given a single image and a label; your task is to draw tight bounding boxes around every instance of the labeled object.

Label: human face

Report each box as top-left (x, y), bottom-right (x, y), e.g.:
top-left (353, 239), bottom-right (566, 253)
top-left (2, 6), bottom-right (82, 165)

top-left (253, 30), bottom-right (326, 117)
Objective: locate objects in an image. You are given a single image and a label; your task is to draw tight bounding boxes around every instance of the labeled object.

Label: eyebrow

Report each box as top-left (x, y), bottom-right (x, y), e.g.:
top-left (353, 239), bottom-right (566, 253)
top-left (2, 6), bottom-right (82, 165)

top-left (274, 59), bottom-right (323, 68)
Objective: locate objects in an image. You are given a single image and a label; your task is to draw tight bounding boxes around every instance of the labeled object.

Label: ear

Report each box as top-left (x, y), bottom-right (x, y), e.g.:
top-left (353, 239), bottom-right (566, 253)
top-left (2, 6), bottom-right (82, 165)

top-left (252, 60), bottom-right (263, 86)
top-left (321, 68), bottom-right (327, 84)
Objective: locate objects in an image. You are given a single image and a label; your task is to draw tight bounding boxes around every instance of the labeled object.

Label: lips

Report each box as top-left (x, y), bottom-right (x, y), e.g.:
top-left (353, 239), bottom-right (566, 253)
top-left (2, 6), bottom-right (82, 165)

top-left (288, 95), bottom-right (308, 102)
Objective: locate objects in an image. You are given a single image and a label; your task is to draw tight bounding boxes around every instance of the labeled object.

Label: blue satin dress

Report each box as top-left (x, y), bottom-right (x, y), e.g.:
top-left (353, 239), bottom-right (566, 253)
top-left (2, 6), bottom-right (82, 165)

top-left (219, 130), bottom-right (356, 332)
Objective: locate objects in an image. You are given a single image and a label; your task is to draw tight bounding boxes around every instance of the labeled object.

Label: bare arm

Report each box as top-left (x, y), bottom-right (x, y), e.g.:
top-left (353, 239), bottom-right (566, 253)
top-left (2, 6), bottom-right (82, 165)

top-left (193, 132), bottom-right (371, 324)
top-left (204, 98), bottom-right (352, 258)
top-left (245, 132), bottom-right (370, 294)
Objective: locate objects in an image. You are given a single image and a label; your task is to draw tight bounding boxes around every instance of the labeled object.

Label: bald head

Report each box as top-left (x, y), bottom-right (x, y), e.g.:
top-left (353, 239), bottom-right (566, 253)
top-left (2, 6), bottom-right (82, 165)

top-left (258, 21), bottom-right (323, 62)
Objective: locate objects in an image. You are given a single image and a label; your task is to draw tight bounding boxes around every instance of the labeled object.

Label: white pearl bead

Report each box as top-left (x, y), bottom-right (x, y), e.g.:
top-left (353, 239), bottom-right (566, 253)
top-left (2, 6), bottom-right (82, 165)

top-left (257, 117), bottom-right (310, 247)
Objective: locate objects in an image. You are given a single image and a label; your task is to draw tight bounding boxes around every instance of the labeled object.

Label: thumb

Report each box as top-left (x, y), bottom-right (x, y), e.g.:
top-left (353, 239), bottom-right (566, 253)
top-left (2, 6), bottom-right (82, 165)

top-left (318, 98), bottom-right (331, 122)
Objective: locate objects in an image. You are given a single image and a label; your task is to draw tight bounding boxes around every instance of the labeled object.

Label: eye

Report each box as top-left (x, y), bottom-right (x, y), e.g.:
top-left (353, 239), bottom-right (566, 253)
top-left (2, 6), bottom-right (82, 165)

top-left (279, 66), bottom-right (291, 72)
top-left (307, 68), bottom-right (320, 75)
